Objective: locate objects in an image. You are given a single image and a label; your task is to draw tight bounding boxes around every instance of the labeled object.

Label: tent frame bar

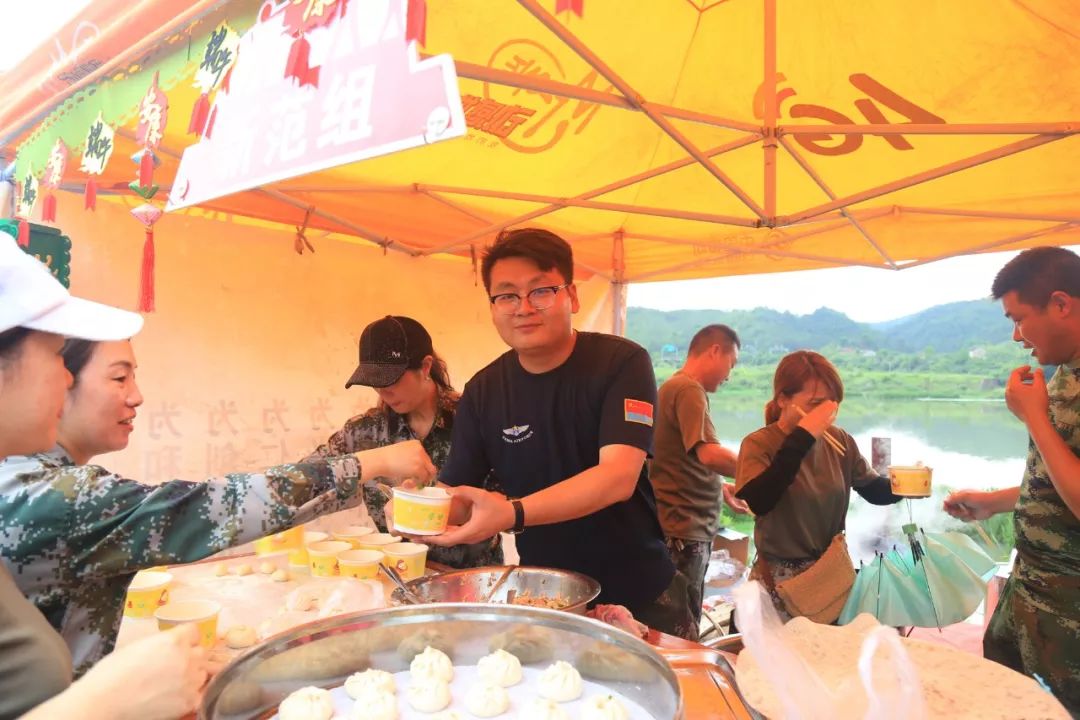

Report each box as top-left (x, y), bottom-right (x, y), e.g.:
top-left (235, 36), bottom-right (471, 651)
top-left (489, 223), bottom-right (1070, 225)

top-left (518, 0), bottom-right (768, 221)
top-left (899, 222), bottom-right (1080, 270)
top-left (780, 133), bottom-right (1068, 224)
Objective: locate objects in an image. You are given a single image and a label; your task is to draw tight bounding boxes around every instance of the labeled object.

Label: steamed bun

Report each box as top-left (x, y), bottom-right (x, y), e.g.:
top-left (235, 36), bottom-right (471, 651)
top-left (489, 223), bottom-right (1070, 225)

top-left (277, 686), bottom-right (334, 720)
top-left (409, 645), bottom-right (453, 683)
top-left (538, 661), bottom-right (583, 702)
top-left (581, 694), bottom-right (630, 720)
top-left (345, 668), bottom-right (397, 699)
top-left (477, 649), bottom-right (522, 688)
top-left (464, 682), bottom-right (510, 717)
top-left (406, 678), bottom-right (452, 713)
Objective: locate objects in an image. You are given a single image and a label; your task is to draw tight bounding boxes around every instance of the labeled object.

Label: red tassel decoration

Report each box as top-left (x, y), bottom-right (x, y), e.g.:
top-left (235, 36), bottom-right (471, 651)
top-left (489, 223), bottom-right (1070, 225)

top-left (406, 0), bottom-right (427, 46)
top-left (187, 93), bottom-right (211, 136)
top-left (137, 229), bottom-right (156, 313)
top-left (41, 194), bottom-right (57, 222)
top-left (555, 0), bottom-right (584, 16)
top-left (16, 219), bottom-right (30, 248)
top-left (84, 178), bottom-right (98, 210)
top-left (284, 36), bottom-right (319, 88)
top-left (139, 150), bottom-right (154, 188)
top-left (204, 107), bottom-right (217, 140)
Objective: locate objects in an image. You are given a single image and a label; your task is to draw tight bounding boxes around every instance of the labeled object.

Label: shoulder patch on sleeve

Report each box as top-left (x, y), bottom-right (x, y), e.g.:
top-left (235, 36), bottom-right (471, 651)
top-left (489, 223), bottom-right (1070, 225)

top-left (624, 399), bottom-right (654, 426)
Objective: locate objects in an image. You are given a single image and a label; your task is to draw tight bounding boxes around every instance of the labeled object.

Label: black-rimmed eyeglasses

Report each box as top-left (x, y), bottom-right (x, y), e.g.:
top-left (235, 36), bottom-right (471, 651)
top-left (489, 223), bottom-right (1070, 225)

top-left (489, 284), bottom-right (569, 314)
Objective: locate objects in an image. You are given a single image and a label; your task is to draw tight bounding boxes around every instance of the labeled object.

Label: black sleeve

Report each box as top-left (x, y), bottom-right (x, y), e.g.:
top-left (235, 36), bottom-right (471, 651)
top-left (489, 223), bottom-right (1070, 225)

top-left (853, 475), bottom-right (904, 505)
top-left (735, 428), bottom-right (815, 515)
top-left (598, 344), bottom-right (658, 454)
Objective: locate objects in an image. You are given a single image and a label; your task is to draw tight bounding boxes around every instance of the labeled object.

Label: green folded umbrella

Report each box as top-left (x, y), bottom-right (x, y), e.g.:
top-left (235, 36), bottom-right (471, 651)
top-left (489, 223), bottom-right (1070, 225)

top-left (841, 531), bottom-right (990, 628)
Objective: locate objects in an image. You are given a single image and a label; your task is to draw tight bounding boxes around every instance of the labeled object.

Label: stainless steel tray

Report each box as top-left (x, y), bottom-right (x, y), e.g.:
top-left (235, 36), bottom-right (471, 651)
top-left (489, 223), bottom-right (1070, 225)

top-left (659, 646), bottom-right (763, 720)
top-left (200, 602), bottom-right (684, 719)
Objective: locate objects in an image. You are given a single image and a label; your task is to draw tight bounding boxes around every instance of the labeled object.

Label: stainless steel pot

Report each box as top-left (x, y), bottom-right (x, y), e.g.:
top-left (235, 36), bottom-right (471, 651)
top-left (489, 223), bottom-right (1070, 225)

top-left (391, 565), bottom-right (602, 614)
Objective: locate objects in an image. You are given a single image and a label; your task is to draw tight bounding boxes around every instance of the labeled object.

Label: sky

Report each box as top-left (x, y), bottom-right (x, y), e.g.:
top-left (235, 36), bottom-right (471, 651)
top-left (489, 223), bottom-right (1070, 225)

top-left (627, 246), bottom-right (1080, 323)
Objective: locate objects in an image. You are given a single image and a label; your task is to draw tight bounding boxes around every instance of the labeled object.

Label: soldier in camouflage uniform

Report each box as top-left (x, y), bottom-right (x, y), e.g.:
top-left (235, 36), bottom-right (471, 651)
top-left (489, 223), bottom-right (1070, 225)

top-left (945, 247), bottom-right (1080, 716)
top-left (0, 445), bottom-right (430, 676)
top-left (303, 315), bottom-right (503, 569)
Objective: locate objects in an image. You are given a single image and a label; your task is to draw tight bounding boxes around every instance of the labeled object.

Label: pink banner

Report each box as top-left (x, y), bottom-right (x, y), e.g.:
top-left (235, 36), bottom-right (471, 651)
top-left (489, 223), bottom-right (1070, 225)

top-left (167, 0), bottom-right (464, 211)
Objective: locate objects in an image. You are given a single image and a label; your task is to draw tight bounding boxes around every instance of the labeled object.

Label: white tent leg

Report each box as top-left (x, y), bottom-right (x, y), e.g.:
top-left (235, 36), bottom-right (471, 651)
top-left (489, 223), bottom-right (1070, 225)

top-left (611, 282), bottom-right (628, 337)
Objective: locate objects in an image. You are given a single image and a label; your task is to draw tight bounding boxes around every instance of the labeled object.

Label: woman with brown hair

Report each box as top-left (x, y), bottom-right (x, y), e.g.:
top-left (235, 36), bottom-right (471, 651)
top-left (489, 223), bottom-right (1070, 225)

top-left (734, 350), bottom-right (901, 621)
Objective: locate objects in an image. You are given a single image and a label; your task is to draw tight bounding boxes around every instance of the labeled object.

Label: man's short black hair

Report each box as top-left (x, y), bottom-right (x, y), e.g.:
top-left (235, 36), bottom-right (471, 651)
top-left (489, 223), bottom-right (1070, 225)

top-left (688, 324), bottom-right (740, 356)
top-left (481, 228), bottom-right (574, 292)
top-left (991, 246), bottom-right (1080, 307)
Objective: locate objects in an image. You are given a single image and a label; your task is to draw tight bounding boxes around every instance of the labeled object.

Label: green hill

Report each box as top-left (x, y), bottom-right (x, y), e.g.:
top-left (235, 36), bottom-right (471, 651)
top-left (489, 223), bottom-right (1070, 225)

top-left (626, 301), bottom-right (1030, 399)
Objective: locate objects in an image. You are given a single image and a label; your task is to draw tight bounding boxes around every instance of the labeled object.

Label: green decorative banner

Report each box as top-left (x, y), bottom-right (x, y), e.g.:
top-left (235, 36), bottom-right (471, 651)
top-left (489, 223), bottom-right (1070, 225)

top-left (0, 220), bottom-right (72, 288)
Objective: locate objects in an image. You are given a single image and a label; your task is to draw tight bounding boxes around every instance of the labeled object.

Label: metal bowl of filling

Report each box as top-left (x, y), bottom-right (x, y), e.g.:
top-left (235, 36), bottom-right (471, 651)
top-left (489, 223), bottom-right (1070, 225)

top-left (391, 565), bottom-right (601, 614)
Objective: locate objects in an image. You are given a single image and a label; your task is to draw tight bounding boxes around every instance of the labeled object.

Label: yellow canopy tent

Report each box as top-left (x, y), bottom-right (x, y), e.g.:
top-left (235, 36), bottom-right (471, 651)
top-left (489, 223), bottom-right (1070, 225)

top-left (0, 0), bottom-right (1076, 480)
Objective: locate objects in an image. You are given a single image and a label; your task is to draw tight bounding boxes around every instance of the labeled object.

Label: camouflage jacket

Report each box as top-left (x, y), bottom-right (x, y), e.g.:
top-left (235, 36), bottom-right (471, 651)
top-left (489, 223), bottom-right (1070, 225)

top-left (1013, 363), bottom-right (1080, 613)
top-left (0, 447), bottom-right (361, 675)
top-left (303, 390), bottom-right (503, 570)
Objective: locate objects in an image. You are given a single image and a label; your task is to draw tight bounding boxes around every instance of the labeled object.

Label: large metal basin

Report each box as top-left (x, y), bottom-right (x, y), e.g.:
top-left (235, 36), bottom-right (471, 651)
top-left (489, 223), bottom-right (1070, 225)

top-left (199, 602), bottom-right (683, 719)
top-left (392, 565), bottom-right (601, 614)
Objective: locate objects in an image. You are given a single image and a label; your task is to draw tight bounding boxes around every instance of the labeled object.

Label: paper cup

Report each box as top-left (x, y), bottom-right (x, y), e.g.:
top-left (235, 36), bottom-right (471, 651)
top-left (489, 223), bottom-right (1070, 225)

top-left (888, 465), bottom-right (933, 497)
top-left (337, 549), bottom-right (384, 579)
top-left (155, 600), bottom-right (221, 647)
top-left (289, 531), bottom-right (329, 567)
top-left (124, 571), bottom-right (172, 618)
top-left (307, 540), bottom-right (352, 577)
top-left (332, 525), bottom-right (376, 548)
top-left (383, 542), bottom-right (429, 581)
top-left (392, 486), bottom-right (452, 535)
top-left (355, 532), bottom-right (402, 551)
top-left (254, 526), bottom-right (304, 556)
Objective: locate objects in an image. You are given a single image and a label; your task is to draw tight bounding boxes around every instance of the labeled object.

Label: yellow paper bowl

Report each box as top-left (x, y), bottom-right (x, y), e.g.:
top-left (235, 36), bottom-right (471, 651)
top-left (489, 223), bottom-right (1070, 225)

top-left (337, 549), bottom-right (384, 579)
top-left (391, 486), bottom-right (452, 535)
top-left (355, 532), bottom-right (402, 551)
top-left (332, 525), bottom-right (376, 548)
top-left (155, 600), bottom-right (221, 647)
top-left (888, 465), bottom-right (933, 498)
top-left (124, 571), bottom-right (172, 618)
top-left (307, 540), bottom-right (352, 577)
top-left (383, 542), bottom-right (429, 581)
top-left (288, 531), bottom-right (329, 567)
top-left (254, 526), bottom-right (304, 556)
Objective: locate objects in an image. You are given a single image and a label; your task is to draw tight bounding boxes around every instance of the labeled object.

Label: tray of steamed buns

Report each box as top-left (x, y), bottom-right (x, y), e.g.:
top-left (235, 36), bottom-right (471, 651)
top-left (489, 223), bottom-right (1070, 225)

top-left (199, 603), bottom-right (684, 719)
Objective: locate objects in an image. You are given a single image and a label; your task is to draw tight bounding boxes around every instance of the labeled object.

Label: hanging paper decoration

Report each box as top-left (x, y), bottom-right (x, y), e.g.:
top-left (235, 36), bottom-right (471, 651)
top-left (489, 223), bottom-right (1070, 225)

top-left (281, 0), bottom-right (345, 88)
top-left (40, 139), bottom-right (69, 223)
top-left (189, 23), bottom-right (240, 136)
top-left (406, 0), bottom-right (427, 46)
top-left (130, 203), bottom-right (164, 312)
top-left (79, 112), bottom-right (115, 211)
top-left (555, 0), bottom-right (584, 16)
top-left (15, 167), bottom-right (38, 247)
top-left (135, 72), bottom-right (168, 189)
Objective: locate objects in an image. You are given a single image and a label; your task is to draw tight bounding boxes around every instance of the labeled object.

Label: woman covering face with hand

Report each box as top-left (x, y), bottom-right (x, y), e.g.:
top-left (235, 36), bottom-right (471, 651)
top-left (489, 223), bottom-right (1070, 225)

top-left (734, 351), bottom-right (903, 621)
top-left (0, 281), bottom-right (435, 677)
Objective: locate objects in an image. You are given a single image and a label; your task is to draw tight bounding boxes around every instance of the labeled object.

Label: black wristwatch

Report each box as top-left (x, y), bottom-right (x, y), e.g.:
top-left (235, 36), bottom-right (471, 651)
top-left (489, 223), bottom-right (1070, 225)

top-left (508, 498), bottom-right (526, 535)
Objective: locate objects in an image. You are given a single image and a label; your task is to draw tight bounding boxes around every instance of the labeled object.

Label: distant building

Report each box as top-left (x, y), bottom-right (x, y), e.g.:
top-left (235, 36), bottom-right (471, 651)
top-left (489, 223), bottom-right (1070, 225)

top-left (969, 347), bottom-right (987, 360)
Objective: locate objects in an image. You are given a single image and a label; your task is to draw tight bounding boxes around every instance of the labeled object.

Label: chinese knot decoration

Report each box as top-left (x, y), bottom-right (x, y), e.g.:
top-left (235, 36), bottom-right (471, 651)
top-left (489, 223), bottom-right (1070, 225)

top-left (40, 139), bottom-right (68, 223)
top-left (130, 72), bottom-right (169, 313)
top-left (555, 0), bottom-right (584, 16)
top-left (189, 23), bottom-right (240, 137)
top-left (79, 112), bottom-right (116, 210)
top-left (281, 0), bottom-right (345, 88)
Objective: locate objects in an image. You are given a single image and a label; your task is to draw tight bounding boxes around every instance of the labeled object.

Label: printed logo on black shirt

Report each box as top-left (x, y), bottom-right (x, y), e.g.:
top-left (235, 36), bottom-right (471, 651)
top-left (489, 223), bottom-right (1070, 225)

top-left (501, 424), bottom-right (534, 443)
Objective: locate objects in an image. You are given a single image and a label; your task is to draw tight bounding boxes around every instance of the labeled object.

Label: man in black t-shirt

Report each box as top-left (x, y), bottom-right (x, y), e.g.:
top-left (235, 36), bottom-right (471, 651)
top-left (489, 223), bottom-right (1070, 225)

top-left (427, 228), bottom-right (694, 638)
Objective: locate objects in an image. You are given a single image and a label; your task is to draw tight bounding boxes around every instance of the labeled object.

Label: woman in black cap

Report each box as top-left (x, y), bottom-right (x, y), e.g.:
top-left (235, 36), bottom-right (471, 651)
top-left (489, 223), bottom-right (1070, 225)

top-left (303, 316), bottom-right (503, 568)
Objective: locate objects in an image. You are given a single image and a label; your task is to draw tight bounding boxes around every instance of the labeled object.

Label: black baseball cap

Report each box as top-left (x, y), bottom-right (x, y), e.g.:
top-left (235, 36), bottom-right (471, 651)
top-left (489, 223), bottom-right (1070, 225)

top-left (345, 315), bottom-right (434, 389)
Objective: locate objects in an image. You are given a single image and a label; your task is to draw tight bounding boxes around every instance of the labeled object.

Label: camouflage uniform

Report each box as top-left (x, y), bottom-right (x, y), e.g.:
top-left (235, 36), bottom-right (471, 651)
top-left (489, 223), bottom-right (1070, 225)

top-left (0, 448), bottom-right (361, 676)
top-left (302, 390), bottom-right (503, 570)
top-left (984, 364), bottom-right (1080, 715)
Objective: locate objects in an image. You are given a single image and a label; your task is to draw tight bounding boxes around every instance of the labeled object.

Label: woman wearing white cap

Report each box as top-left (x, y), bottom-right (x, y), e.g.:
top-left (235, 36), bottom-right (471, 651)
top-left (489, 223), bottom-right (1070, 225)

top-left (0, 237), bottom-right (207, 719)
top-left (0, 269), bottom-right (437, 679)
top-left (303, 315), bottom-right (503, 569)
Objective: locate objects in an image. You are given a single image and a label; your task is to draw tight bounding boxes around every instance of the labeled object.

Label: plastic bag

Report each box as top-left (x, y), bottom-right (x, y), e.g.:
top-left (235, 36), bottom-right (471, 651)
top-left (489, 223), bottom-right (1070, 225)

top-left (734, 580), bottom-right (928, 720)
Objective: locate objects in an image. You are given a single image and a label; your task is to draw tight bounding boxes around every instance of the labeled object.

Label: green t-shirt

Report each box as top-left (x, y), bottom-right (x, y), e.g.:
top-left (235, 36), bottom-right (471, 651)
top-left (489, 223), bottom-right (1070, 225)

top-left (0, 565), bottom-right (71, 719)
top-left (649, 372), bottom-right (724, 542)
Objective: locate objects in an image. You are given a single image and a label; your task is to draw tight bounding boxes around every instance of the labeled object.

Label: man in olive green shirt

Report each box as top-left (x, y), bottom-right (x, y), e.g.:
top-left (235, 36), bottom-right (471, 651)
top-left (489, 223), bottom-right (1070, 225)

top-left (649, 324), bottom-right (749, 630)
